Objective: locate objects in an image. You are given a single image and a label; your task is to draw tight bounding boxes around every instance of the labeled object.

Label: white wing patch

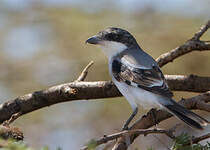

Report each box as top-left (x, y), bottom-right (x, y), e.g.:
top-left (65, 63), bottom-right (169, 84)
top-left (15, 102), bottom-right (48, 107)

top-left (130, 79), bottom-right (163, 88)
top-left (121, 57), bottom-right (150, 70)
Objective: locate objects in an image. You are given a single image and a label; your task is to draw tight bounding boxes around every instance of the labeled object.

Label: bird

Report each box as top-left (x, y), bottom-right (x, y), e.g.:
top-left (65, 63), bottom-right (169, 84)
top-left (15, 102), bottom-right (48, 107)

top-left (86, 27), bottom-right (208, 130)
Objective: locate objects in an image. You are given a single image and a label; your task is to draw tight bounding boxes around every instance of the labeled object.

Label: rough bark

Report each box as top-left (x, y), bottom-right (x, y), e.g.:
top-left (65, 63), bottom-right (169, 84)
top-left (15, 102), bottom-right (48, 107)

top-left (0, 75), bottom-right (210, 124)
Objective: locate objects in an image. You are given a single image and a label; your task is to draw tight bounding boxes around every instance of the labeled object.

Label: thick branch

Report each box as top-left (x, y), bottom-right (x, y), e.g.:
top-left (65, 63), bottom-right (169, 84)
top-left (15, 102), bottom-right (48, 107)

top-left (0, 75), bottom-right (210, 124)
top-left (156, 20), bottom-right (210, 67)
top-left (112, 91), bottom-right (210, 150)
top-left (166, 75), bottom-right (210, 93)
top-left (0, 81), bottom-right (120, 124)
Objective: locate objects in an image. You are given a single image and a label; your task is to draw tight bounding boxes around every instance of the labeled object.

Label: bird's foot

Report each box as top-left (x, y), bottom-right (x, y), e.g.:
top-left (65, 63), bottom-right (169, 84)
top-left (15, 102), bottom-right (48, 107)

top-left (121, 107), bottom-right (138, 131)
top-left (122, 124), bottom-right (129, 131)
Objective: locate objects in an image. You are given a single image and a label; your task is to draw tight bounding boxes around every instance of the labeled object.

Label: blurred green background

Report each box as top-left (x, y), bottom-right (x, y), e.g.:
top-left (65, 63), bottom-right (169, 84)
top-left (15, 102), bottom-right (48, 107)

top-left (0, 0), bottom-right (210, 149)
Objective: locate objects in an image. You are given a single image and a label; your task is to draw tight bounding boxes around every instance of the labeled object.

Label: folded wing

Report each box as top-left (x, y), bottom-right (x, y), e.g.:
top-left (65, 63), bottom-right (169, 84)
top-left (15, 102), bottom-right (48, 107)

top-left (112, 58), bottom-right (173, 98)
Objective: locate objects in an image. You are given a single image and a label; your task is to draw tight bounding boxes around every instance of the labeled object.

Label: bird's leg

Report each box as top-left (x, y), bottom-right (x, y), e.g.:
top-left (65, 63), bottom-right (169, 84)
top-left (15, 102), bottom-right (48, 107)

top-left (122, 107), bottom-right (138, 130)
top-left (150, 108), bottom-right (158, 129)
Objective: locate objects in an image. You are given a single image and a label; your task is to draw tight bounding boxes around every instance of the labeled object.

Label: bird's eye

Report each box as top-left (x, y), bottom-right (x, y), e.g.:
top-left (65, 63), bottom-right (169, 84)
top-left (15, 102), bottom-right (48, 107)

top-left (106, 33), bottom-right (115, 40)
top-left (106, 33), bottom-right (119, 41)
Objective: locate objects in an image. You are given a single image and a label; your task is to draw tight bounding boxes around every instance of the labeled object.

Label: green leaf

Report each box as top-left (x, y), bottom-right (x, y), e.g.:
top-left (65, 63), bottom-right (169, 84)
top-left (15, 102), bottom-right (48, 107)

top-left (172, 133), bottom-right (210, 150)
top-left (86, 139), bottom-right (98, 150)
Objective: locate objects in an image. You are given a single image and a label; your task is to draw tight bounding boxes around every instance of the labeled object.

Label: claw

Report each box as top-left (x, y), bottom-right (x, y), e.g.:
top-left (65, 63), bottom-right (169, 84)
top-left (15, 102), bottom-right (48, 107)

top-left (122, 125), bottom-right (129, 131)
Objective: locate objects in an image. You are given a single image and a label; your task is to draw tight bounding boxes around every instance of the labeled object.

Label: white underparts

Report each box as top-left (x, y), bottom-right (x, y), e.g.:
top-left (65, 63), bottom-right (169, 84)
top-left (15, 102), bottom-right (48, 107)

top-left (112, 77), bottom-right (164, 111)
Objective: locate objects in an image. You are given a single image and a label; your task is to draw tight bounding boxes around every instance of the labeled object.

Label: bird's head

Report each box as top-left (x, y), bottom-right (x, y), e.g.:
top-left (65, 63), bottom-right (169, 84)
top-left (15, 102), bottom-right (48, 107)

top-left (86, 27), bottom-right (138, 57)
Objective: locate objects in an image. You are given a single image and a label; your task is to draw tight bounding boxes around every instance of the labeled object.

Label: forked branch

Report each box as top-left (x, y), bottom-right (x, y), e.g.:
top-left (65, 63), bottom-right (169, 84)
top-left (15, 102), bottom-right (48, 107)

top-left (156, 20), bottom-right (210, 67)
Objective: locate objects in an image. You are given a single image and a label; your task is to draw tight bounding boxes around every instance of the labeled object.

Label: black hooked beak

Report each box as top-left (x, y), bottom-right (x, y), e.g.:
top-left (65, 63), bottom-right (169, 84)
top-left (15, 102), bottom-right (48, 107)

top-left (86, 36), bottom-right (102, 44)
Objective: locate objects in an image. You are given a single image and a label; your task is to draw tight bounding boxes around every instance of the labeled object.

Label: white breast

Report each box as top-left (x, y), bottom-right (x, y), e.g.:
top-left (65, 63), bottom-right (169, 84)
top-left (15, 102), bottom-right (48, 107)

top-left (99, 41), bottom-right (127, 58)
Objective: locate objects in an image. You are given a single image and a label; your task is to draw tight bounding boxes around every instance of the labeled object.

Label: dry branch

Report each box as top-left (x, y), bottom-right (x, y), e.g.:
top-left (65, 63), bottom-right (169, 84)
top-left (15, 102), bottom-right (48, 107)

top-left (192, 20), bottom-right (210, 41)
top-left (0, 125), bottom-right (23, 141)
top-left (76, 61), bottom-right (94, 82)
top-left (81, 128), bottom-right (175, 150)
top-left (156, 20), bottom-right (210, 67)
top-left (111, 91), bottom-right (210, 150)
top-left (166, 75), bottom-right (210, 93)
top-left (185, 133), bottom-right (210, 146)
top-left (0, 75), bottom-right (210, 124)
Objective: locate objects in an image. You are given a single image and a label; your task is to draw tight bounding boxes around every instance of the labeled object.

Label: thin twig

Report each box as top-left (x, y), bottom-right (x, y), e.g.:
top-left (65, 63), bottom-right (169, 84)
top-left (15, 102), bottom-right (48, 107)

top-left (183, 133), bottom-right (210, 146)
top-left (191, 20), bottom-right (210, 41)
top-left (76, 61), bottom-right (94, 82)
top-left (2, 112), bottom-right (22, 126)
top-left (81, 128), bottom-right (175, 150)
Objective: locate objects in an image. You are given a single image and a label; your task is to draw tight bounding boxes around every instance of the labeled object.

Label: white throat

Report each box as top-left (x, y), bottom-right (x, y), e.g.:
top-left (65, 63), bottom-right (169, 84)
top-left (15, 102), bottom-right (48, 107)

top-left (98, 41), bottom-right (127, 58)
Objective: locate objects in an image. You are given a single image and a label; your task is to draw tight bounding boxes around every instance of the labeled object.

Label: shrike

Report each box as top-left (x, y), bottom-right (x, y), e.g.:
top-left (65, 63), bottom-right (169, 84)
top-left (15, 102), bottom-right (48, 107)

top-left (86, 27), bottom-right (208, 130)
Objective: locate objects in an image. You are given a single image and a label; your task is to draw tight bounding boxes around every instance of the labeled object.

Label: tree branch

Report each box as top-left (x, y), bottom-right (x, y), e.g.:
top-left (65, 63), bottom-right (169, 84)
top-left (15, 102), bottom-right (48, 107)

top-left (166, 74), bottom-right (210, 93)
top-left (191, 20), bottom-right (210, 41)
top-left (0, 125), bottom-right (23, 141)
top-left (81, 128), bottom-right (175, 150)
top-left (112, 91), bottom-right (210, 150)
top-left (185, 133), bottom-right (210, 146)
top-left (0, 75), bottom-right (210, 124)
top-left (2, 112), bottom-right (22, 126)
top-left (76, 61), bottom-right (94, 82)
top-left (156, 20), bottom-right (210, 67)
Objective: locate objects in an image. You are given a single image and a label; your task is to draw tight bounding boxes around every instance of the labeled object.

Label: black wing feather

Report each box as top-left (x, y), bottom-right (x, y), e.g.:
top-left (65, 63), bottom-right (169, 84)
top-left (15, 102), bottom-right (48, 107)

top-left (112, 59), bottom-right (173, 98)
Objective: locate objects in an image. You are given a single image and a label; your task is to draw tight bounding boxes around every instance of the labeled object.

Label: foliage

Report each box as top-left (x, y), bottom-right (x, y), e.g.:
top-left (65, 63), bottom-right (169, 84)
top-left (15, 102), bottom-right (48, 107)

top-left (0, 139), bottom-right (61, 150)
top-left (134, 133), bottom-right (210, 150)
top-left (86, 139), bottom-right (98, 150)
top-left (172, 133), bottom-right (210, 150)
top-left (1, 132), bottom-right (210, 150)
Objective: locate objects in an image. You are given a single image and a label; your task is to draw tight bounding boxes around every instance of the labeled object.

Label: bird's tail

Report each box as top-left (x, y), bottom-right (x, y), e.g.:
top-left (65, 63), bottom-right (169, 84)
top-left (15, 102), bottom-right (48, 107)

top-left (160, 98), bottom-right (209, 130)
